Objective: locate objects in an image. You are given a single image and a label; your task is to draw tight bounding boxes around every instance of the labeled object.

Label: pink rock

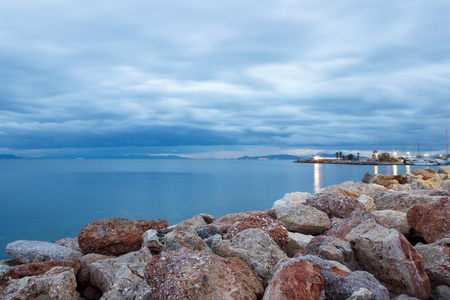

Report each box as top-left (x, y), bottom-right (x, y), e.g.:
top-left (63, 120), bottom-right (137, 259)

top-left (306, 195), bottom-right (366, 219)
top-left (144, 248), bottom-right (264, 299)
top-left (325, 211), bottom-right (378, 239)
top-left (9, 260), bottom-right (70, 279)
top-left (263, 259), bottom-right (324, 300)
top-left (406, 197), bottom-right (450, 243)
top-left (77, 218), bottom-right (168, 256)
top-left (212, 211), bottom-right (261, 233)
top-left (226, 212), bottom-right (289, 250)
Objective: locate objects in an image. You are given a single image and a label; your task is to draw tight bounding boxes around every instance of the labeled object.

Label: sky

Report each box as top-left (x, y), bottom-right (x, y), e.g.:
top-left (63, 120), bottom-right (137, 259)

top-left (1, 1), bottom-right (450, 159)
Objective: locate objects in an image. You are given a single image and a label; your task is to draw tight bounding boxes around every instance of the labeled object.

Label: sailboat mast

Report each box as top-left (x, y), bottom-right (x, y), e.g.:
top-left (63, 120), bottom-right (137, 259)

top-left (417, 142), bottom-right (420, 158)
top-left (446, 129), bottom-right (448, 158)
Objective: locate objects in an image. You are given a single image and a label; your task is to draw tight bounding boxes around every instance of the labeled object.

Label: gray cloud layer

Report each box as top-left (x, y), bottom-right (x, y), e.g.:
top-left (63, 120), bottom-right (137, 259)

top-left (1, 1), bottom-right (449, 157)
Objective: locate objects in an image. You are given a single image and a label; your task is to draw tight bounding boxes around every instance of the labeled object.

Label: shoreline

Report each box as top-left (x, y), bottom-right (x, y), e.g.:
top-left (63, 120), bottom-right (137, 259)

top-left (294, 158), bottom-right (405, 165)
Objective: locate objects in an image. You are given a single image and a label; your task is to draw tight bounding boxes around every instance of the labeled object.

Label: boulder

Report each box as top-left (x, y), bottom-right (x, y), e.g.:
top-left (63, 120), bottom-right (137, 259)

top-left (344, 220), bottom-right (431, 299)
top-left (406, 197), bottom-right (450, 243)
top-left (432, 285), bottom-right (450, 300)
top-left (226, 212), bottom-right (289, 250)
top-left (214, 228), bottom-right (287, 282)
top-left (285, 232), bottom-right (314, 257)
top-left (369, 174), bottom-right (389, 187)
top-left (356, 194), bottom-right (377, 212)
top-left (211, 211), bottom-right (260, 233)
top-left (443, 180), bottom-right (450, 191)
top-left (77, 218), bottom-right (168, 256)
top-left (414, 238), bottom-right (450, 287)
top-left (391, 295), bottom-right (422, 300)
top-left (371, 210), bottom-right (412, 236)
top-left (160, 223), bottom-right (213, 253)
top-left (411, 179), bottom-right (440, 190)
top-left (306, 195), bottom-right (366, 219)
top-left (273, 192), bottom-right (312, 211)
top-left (361, 172), bottom-right (374, 183)
top-left (0, 266), bottom-right (77, 300)
top-left (374, 190), bottom-right (445, 212)
top-left (196, 224), bottom-right (222, 240)
top-left (77, 253), bottom-right (114, 286)
top-left (55, 237), bottom-right (82, 252)
top-left (177, 214), bottom-right (208, 227)
top-left (299, 255), bottom-right (390, 300)
top-left (304, 236), bottom-right (359, 271)
top-left (6, 240), bottom-right (82, 272)
top-left (263, 259), bottom-right (324, 300)
top-left (317, 181), bottom-right (387, 199)
top-left (88, 248), bottom-right (152, 299)
top-left (411, 168), bottom-right (436, 177)
top-left (0, 265), bottom-right (10, 284)
top-left (325, 211), bottom-right (377, 239)
top-left (274, 202), bottom-right (331, 234)
top-left (438, 166), bottom-right (450, 174)
top-left (9, 260), bottom-right (70, 279)
top-left (144, 247), bottom-right (264, 299)
top-left (385, 174), bottom-right (408, 184)
top-left (142, 229), bottom-right (164, 255)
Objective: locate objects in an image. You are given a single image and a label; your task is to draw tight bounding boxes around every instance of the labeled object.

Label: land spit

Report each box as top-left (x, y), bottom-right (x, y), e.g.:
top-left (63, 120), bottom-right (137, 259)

top-left (1, 167), bottom-right (450, 299)
top-left (295, 158), bottom-right (405, 165)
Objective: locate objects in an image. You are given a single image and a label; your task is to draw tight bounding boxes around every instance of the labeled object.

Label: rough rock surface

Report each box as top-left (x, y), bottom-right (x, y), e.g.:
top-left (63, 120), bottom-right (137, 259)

top-left (406, 197), bottom-right (450, 243)
top-left (177, 214), bottom-right (208, 227)
top-left (273, 192), bottom-right (312, 211)
top-left (262, 259), bottom-right (324, 300)
top-left (0, 265), bottom-right (10, 284)
top-left (226, 212), bottom-right (289, 250)
top-left (211, 211), bottom-right (260, 233)
top-left (325, 211), bottom-right (377, 239)
top-left (374, 190), bottom-right (448, 212)
top-left (414, 238), bottom-right (450, 287)
top-left (274, 202), bottom-right (331, 234)
top-left (317, 181), bottom-right (387, 199)
top-left (304, 236), bottom-right (359, 271)
top-left (160, 223), bottom-right (213, 253)
top-left (432, 285), bottom-right (450, 300)
top-left (369, 174), bottom-right (389, 187)
top-left (9, 260), bottom-right (70, 279)
top-left (356, 194), bottom-right (377, 212)
top-left (344, 220), bottom-right (431, 299)
top-left (77, 253), bottom-right (114, 286)
top-left (299, 255), bottom-right (390, 300)
top-left (77, 218), bottom-right (168, 256)
top-left (144, 247), bottom-right (264, 300)
top-left (55, 237), bottom-right (82, 252)
top-left (6, 240), bottom-right (82, 271)
top-left (196, 225), bottom-right (222, 240)
top-left (371, 210), bottom-right (412, 236)
top-left (285, 232), bottom-right (314, 257)
top-left (89, 248), bottom-right (152, 299)
top-left (214, 228), bottom-right (287, 282)
top-left (0, 266), bottom-right (77, 300)
top-left (306, 195), bottom-right (366, 218)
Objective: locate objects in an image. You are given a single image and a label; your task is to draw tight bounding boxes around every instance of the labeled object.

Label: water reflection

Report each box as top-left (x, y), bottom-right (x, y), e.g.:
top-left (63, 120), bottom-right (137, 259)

top-left (374, 166), bottom-right (378, 175)
top-left (314, 163), bottom-right (321, 193)
top-left (406, 165), bottom-right (410, 173)
top-left (393, 164), bottom-right (398, 175)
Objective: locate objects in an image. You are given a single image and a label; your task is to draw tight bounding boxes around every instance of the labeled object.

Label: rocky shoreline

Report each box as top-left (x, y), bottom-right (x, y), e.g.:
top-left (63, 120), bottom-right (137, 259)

top-left (1, 167), bottom-right (450, 299)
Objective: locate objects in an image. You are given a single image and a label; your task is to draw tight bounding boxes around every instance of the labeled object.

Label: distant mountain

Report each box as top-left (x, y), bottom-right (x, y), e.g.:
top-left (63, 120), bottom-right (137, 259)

top-left (0, 154), bottom-right (21, 159)
top-left (120, 155), bottom-right (189, 159)
top-left (237, 154), bottom-right (308, 160)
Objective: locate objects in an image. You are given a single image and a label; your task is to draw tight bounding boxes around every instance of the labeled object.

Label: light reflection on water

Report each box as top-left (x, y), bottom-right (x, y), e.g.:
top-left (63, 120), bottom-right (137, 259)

top-left (314, 163), bottom-right (321, 193)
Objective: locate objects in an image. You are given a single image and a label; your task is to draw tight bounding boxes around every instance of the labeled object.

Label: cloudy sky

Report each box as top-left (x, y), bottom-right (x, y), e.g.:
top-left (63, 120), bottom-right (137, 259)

top-left (1, 1), bottom-right (449, 158)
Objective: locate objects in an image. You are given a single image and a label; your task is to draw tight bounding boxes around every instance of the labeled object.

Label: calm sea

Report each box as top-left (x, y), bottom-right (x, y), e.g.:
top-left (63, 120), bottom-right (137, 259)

top-left (0, 159), bottom-right (439, 260)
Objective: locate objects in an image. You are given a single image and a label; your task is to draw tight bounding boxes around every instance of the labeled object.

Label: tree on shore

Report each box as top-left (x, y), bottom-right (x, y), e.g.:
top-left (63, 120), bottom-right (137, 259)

top-left (335, 152), bottom-right (339, 159)
top-left (372, 150), bottom-right (378, 160)
top-left (357, 153), bottom-right (360, 160)
top-left (339, 151), bottom-right (343, 159)
top-left (378, 152), bottom-right (391, 162)
top-left (347, 153), bottom-right (355, 160)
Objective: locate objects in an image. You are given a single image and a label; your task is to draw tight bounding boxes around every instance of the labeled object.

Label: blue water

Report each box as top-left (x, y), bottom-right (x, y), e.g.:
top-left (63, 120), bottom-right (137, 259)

top-left (0, 159), bottom-right (439, 260)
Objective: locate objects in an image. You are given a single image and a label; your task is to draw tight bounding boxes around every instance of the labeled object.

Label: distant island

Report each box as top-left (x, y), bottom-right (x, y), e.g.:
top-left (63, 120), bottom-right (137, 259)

top-left (0, 154), bottom-right (21, 159)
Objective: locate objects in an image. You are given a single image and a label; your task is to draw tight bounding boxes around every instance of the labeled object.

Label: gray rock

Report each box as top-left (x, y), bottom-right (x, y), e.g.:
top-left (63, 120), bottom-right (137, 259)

top-left (298, 255), bottom-right (390, 300)
top-left (304, 235), bottom-right (359, 271)
top-left (77, 253), bottom-right (114, 286)
top-left (374, 191), bottom-right (443, 212)
top-left (275, 202), bottom-right (331, 234)
top-left (371, 210), bottom-right (412, 236)
top-left (0, 265), bottom-right (10, 283)
top-left (391, 295), bottom-right (422, 300)
top-left (414, 238), bottom-right (450, 287)
top-left (285, 231), bottom-right (314, 257)
top-left (0, 266), bottom-right (77, 300)
top-left (176, 214), bottom-right (208, 227)
top-left (214, 228), bottom-right (287, 283)
top-left (6, 240), bottom-right (82, 270)
top-left (344, 220), bottom-right (431, 299)
top-left (273, 192), bottom-right (312, 211)
top-left (142, 229), bottom-right (163, 254)
top-left (160, 224), bottom-right (213, 253)
top-left (89, 248), bottom-right (152, 299)
top-left (432, 285), bottom-right (450, 300)
top-left (317, 181), bottom-right (387, 199)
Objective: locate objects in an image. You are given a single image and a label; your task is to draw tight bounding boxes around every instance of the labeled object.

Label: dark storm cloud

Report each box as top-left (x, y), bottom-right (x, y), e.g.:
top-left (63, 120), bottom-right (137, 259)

top-left (1, 0), bottom-right (450, 157)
